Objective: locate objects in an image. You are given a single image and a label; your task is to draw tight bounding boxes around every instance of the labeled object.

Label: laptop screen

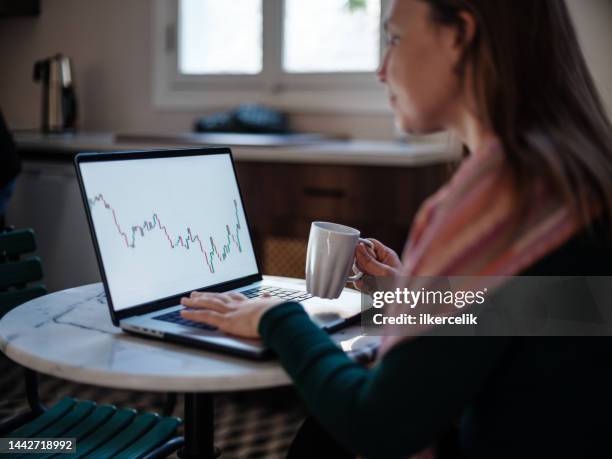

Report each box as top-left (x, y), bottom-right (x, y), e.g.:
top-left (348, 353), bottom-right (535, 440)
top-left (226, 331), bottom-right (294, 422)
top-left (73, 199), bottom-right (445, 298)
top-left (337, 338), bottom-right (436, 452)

top-left (78, 151), bottom-right (259, 312)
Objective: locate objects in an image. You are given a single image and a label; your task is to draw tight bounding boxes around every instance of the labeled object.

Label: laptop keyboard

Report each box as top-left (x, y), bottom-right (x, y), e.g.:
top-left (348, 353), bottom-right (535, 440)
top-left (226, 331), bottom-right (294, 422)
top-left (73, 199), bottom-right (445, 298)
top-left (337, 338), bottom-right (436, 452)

top-left (153, 287), bottom-right (312, 331)
top-left (240, 286), bottom-right (313, 301)
top-left (154, 310), bottom-right (217, 331)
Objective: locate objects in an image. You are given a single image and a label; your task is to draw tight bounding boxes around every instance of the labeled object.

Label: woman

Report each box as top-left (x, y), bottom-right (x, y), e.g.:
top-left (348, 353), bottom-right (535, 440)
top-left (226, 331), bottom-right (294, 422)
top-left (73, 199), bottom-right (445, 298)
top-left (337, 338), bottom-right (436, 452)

top-left (180, 0), bottom-right (612, 457)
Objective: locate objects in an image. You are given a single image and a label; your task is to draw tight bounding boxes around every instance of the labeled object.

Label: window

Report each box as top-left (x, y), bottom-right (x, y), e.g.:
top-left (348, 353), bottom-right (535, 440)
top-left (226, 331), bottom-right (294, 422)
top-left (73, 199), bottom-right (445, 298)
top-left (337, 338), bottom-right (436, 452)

top-left (283, 0), bottom-right (380, 74)
top-left (152, 0), bottom-right (391, 113)
top-left (179, 0), bottom-right (263, 75)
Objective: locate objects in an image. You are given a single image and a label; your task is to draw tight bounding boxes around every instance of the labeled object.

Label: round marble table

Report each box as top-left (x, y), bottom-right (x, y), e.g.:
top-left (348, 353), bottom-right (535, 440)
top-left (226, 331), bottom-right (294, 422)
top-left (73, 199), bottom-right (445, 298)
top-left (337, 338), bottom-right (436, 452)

top-left (0, 279), bottom-right (371, 458)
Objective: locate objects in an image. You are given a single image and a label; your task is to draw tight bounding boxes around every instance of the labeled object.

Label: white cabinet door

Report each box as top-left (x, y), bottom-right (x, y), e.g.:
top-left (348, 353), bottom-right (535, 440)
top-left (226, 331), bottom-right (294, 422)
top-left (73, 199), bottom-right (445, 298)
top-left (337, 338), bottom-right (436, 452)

top-left (7, 161), bottom-right (101, 292)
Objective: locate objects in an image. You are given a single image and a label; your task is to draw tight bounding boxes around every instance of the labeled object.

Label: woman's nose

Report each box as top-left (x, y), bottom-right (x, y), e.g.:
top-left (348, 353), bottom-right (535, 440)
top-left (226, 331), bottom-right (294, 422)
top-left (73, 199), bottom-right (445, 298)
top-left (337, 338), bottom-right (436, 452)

top-left (377, 51), bottom-right (389, 83)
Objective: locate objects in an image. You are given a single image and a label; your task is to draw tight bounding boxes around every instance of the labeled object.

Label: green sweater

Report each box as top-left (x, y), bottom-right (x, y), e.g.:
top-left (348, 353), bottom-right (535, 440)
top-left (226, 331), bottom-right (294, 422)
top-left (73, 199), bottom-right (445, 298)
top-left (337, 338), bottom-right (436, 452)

top-left (259, 302), bottom-right (509, 458)
top-left (258, 228), bottom-right (612, 458)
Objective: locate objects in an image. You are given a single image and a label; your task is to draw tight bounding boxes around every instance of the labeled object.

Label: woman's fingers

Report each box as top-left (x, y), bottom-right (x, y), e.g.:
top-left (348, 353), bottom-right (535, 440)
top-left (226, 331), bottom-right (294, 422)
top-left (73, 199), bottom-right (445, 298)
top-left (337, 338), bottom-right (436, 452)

top-left (360, 239), bottom-right (378, 257)
top-left (368, 239), bottom-right (402, 269)
top-left (227, 292), bottom-right (247, 301)
top-left (189, 291), bottom-right (235, 303)
top-left (180, 295), bottom-right (232, 313)
top-left (353, 278), bottom-right (365, 291)
top-left (355, 243), bottom-right (393, 276)
top-left (366, 238), bottom-right (386, 256)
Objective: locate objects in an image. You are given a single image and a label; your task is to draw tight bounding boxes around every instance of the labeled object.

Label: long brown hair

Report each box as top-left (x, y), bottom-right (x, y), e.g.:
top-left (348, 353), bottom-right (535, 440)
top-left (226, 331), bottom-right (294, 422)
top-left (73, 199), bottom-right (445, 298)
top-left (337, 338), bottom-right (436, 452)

top-left (425, 0), bottom-right (612, 235)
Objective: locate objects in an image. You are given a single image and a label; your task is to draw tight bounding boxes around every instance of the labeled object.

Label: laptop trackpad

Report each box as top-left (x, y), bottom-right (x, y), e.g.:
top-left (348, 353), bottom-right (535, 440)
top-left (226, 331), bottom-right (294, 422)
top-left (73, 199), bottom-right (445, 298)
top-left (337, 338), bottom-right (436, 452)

top-left (302, 291), bottom-right (362, 329)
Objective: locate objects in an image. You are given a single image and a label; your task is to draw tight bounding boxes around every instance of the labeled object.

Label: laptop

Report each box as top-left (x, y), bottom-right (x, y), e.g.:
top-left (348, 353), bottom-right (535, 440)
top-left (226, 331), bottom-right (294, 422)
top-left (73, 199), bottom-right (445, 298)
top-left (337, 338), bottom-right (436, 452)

top-left (74, 147), bottom-right (362, 359)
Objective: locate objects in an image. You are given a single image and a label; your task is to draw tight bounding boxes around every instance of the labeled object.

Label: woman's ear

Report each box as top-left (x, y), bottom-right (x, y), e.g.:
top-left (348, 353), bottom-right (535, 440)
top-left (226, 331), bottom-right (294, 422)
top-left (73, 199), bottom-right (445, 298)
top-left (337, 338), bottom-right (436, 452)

top-left (436, 9), bottom-right (478, 68)
top-left (455, 10), bottom-right (477, 49)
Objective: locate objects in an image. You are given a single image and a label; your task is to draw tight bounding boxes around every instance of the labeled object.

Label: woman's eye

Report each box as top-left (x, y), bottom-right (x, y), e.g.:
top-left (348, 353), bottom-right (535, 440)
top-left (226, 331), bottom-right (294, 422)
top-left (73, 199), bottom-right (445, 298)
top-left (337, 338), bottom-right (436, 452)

top-left (384, 34), bottom-right (401, 47)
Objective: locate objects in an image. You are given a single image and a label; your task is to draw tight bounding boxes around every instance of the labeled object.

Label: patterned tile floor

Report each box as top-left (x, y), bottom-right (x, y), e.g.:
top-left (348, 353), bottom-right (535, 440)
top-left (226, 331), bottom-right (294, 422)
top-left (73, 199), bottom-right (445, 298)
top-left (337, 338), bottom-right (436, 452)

top-left (0, 355), bottom-right (304, 458)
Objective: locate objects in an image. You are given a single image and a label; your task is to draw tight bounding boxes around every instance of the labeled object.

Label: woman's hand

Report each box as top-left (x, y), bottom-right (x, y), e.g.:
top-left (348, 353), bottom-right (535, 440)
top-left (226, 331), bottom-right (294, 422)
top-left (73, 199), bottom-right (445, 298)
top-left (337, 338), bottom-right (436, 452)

top-left (353, 238), bottom-right (402, 292)
top-left (179, 291), bottom-right (284, 339)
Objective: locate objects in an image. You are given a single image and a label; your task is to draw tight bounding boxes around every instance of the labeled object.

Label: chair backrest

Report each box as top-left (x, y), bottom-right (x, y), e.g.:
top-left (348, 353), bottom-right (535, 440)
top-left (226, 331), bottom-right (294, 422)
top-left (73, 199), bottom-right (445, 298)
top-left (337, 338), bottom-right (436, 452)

top-left (0, 228), bottom-right (47, 318)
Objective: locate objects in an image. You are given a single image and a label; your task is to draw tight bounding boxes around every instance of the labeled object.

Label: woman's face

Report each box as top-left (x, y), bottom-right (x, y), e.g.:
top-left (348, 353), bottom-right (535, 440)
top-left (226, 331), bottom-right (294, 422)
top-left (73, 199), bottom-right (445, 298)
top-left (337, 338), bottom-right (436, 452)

top-left (379, 0), bottom-right (465, 134)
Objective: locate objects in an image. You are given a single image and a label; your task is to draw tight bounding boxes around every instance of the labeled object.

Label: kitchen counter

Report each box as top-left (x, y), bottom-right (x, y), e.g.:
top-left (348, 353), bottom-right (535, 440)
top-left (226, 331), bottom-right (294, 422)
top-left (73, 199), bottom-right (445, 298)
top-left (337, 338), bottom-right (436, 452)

top-left (14, 131), bottom-right (460, 167)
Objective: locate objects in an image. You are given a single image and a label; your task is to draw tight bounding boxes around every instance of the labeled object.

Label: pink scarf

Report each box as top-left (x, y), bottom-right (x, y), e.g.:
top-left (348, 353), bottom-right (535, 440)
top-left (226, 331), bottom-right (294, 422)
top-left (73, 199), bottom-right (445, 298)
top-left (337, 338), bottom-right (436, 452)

top-left (380, 140), bottom-right (587, 354)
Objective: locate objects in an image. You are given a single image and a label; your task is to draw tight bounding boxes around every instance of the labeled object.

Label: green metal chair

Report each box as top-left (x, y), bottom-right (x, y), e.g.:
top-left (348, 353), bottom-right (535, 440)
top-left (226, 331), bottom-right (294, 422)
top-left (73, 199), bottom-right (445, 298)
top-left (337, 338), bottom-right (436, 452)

top-left (0, 228), bottom-right (46, 319)
top-left (0, 227), bottom-right (184, 458)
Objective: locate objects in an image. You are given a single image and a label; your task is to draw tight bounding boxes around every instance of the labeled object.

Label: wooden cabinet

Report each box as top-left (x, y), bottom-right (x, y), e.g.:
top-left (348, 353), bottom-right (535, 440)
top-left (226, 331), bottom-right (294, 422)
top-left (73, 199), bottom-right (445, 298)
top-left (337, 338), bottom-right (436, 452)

top-left (234, 161), bottom-right (451, 277)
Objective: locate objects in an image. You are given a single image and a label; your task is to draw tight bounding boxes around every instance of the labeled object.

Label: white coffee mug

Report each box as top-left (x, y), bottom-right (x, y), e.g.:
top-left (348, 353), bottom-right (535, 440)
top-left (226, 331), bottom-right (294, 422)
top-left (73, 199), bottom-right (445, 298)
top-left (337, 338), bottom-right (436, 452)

top-left (305, 221), bottom-right (373, 299)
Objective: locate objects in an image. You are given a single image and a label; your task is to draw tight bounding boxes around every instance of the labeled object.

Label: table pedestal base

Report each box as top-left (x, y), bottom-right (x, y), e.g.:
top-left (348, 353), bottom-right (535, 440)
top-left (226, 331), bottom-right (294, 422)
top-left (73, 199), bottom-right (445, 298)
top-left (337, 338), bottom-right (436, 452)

top-left (179, 393), bottom-right (220, 459)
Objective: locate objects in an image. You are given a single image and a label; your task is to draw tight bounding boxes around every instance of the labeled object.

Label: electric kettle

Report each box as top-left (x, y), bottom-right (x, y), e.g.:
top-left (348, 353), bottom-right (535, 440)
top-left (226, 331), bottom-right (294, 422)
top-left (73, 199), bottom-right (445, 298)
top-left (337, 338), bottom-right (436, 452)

top-left (33, 54), bottom-right (78, 133)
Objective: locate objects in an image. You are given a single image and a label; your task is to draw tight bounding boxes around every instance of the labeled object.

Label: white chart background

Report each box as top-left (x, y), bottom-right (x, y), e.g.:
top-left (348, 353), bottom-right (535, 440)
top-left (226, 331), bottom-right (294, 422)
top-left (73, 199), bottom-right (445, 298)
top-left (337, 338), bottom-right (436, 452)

top-left (79, 154), bottom-right (258, 311)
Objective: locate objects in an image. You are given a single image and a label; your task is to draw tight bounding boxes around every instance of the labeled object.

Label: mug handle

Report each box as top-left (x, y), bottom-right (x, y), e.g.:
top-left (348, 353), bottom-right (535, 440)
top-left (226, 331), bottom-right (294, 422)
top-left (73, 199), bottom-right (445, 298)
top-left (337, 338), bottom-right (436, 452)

top-left (347, 238), bottom-right (374, 283)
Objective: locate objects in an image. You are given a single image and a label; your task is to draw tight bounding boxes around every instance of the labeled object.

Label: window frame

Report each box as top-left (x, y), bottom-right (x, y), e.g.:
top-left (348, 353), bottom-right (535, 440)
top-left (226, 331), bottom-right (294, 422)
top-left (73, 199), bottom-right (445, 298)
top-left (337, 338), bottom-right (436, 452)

top-left (152, 0), bottom-right (392, 113)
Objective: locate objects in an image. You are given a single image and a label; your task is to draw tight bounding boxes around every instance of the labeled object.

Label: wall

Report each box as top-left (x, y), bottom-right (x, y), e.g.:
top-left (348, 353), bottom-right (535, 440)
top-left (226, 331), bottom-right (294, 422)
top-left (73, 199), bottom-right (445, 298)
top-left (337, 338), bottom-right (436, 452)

top-left (567, 0), bottom-right (612, 114)
top-left (0, 0), bottom-right (610, 140)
